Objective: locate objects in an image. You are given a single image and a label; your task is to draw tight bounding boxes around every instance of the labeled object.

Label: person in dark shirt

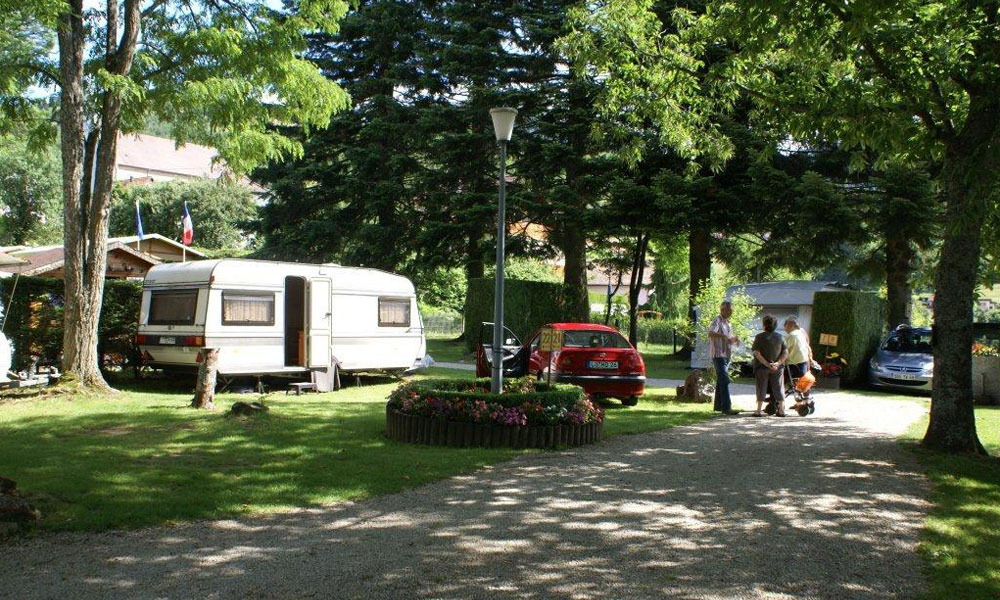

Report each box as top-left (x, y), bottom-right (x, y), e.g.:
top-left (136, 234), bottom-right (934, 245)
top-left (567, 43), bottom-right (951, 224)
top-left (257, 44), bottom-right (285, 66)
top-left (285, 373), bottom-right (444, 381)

top-left (751, 314), bottom-right (788, 417)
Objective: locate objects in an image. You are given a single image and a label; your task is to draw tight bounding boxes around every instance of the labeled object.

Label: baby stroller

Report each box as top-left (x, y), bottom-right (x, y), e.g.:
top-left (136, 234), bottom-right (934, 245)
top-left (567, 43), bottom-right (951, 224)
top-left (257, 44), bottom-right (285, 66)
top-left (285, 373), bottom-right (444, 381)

top-left (764, 365), bottom-right (816, 417)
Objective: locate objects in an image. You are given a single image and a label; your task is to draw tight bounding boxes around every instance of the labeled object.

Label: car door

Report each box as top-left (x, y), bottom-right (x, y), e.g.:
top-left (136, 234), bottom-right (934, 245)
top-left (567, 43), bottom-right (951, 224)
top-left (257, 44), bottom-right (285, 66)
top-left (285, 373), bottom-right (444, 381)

top-left (475, 322), bottom-right (526, 377)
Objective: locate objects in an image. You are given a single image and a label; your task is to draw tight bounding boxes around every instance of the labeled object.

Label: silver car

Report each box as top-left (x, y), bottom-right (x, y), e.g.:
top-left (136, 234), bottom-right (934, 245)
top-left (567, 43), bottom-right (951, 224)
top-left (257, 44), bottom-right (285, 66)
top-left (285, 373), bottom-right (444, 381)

top-left (868, 326), bottom-right (933, 393)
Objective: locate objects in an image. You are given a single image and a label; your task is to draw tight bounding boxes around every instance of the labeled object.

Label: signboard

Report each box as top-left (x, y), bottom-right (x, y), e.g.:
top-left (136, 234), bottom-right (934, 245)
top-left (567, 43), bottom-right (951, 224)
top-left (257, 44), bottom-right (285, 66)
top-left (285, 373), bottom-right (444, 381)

top-left (540, 328), bottom-right (564, 352)
top-left (819, 333), bottom-right (839, 346)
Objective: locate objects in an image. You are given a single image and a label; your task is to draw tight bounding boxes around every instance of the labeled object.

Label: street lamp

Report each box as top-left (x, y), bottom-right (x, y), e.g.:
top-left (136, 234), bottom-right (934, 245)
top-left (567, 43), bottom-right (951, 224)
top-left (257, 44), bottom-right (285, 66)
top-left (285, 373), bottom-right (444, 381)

top-left (489, 107), bottom-right (517, 394)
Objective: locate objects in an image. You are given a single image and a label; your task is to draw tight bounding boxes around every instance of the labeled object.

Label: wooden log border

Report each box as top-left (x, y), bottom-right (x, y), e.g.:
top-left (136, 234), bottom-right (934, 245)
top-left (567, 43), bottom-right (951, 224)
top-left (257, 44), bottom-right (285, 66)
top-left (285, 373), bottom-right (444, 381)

top-left (385, 407), bottom-right (602, 449)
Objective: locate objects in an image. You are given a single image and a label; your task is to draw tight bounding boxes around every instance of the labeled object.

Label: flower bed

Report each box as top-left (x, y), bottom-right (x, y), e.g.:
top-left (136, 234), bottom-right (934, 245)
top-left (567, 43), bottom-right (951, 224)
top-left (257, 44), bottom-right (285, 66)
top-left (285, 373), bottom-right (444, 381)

top-left (385, 378), bottom-right (603, 448)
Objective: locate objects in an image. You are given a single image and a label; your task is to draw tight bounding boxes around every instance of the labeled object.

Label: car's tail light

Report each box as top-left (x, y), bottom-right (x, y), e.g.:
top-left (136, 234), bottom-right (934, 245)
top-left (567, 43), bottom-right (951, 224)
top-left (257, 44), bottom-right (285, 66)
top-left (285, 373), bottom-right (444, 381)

top-left (181, 336), bottom-right (205, 347)
top-left (136, 334), bottom-right (148, 344)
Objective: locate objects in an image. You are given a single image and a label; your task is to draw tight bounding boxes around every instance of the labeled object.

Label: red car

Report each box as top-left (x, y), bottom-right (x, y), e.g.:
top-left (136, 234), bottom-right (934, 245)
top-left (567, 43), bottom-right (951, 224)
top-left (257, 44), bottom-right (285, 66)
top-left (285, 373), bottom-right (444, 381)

top-left (475, 322), bottom-right (646, 405)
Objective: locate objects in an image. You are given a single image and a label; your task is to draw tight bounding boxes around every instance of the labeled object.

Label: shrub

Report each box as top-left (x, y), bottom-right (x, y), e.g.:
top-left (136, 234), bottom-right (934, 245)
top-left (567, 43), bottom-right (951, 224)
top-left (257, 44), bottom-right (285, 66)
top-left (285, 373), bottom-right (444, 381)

top-left (0, 276), bottom-right (142, 371)
top-left (636, 318), bottom-right (686, 346)
top-left (810, 291), bottom-right (885, 385)
top-left (463, 278), bottom-right (583, 350)
top-left (387, 378), bottom-right (602, 426)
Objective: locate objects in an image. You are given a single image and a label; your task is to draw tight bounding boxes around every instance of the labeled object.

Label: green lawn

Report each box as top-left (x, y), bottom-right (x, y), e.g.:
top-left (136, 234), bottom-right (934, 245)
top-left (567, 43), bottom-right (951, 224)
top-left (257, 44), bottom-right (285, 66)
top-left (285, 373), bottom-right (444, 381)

top-left (902, 406), bottom-right (1000, 600)
top-left (427, 336), bottom-right (473, 363)
top-left (638, 342), bottom-right (691, 380)
top-left (0, 372), bottom-right (712, 533)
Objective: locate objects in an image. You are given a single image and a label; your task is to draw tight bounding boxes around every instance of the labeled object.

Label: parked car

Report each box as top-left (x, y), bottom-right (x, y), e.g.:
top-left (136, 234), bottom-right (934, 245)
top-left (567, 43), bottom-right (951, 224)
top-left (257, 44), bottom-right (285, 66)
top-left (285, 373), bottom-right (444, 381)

top-left (475, 322), bottom-right (646, 405)
top-left (868, 326), bottom-right (933, 393)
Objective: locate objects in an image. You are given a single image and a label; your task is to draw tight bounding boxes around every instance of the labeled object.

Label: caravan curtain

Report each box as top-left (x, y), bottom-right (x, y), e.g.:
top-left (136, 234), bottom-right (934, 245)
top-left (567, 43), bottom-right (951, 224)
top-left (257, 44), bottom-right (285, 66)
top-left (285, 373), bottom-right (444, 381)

top-left (222, 292), bottom-right (275, 325)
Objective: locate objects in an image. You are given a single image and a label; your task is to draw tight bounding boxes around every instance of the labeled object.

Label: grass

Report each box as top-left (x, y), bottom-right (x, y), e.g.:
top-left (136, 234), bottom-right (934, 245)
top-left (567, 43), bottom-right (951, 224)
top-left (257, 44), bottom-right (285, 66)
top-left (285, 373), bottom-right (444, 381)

top-left (901, 405), bottom-right (1000, 600)
top-left (0, 371), bottom-right (712, 533)
top-left (426, 336), bottom-right (473, 363)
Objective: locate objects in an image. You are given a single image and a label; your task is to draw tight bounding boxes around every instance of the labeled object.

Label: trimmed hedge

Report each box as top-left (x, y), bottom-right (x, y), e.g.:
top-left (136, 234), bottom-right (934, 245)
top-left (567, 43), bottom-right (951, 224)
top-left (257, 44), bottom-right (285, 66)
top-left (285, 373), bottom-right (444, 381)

top-left (463, 278), bottom-right (584, 350)
top-left (810, 291), bottom-right (885, 385)
top-left (0, 275), bottom-right (142, 371)
top-left (387, 377), bottom-right (602, 426)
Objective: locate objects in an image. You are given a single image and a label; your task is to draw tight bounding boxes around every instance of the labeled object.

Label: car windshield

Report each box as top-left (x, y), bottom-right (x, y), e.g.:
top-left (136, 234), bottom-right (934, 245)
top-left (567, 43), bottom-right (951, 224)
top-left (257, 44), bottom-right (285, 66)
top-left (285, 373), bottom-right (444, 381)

top-left (562, 330), bottom-right (632, 349)
top-left (883, 329), bottom-right (933, 353)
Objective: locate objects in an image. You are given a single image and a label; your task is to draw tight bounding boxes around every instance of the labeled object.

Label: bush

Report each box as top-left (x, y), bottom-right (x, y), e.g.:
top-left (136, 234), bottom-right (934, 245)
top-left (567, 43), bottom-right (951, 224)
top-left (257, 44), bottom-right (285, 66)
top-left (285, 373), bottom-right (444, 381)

top-left (810, 290), bottom-right (885, 385)
top-left (463, 278), bottom-right (584, 350)
top-left (0, 276), bottom-right (142, 371)
top-left (636, 318), bottom-right (685, 345)
top-left (387, 378), bottom-right (602, 426)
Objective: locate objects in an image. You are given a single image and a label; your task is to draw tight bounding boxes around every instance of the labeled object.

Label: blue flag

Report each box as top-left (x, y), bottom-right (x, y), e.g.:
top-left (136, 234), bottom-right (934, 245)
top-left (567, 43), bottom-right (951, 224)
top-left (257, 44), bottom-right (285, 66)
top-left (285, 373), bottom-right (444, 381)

top-left (135, 201), bottom-right (144, 240)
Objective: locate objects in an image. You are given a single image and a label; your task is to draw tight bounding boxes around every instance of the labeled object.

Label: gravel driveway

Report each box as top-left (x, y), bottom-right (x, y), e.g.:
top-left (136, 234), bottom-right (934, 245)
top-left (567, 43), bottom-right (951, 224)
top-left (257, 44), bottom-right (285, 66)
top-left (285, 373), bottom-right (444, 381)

top-left (1, 391), bottom-right (930, 600)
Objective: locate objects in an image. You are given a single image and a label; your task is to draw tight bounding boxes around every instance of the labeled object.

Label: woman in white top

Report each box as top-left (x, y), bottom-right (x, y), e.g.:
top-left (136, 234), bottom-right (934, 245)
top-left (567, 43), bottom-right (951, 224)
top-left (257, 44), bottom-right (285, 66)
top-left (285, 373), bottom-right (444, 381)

top-left (783, 316), bottom-right (814, 379)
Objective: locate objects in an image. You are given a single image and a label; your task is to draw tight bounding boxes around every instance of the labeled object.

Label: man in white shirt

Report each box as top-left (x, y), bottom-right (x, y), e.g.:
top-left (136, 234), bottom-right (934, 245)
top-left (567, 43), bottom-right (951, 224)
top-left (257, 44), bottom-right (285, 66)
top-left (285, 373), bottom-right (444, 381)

top-left (707, 301), bottom-right (740, 414)
top-left (783, 316), bottom-right (814, 379)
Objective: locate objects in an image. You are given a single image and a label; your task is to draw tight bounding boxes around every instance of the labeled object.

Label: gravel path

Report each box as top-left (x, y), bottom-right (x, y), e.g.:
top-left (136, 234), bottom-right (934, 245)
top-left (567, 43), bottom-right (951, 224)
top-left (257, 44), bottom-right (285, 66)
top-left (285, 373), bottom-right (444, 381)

top-left (1, 391), bottom-right (930, 600)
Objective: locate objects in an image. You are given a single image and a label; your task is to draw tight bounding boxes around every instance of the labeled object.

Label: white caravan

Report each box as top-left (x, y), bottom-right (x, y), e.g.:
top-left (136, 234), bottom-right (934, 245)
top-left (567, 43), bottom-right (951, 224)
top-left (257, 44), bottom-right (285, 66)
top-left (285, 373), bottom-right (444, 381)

top-left (137, 259), bottom-right (426, 390)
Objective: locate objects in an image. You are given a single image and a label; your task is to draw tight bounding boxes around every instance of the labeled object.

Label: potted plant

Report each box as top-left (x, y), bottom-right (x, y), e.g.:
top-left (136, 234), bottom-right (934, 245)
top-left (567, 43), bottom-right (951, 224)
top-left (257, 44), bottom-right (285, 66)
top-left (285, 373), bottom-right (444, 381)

top-left (817, 353), bottom-right (849, 389)
top-left (972, 342), bottom-right (1000, 405)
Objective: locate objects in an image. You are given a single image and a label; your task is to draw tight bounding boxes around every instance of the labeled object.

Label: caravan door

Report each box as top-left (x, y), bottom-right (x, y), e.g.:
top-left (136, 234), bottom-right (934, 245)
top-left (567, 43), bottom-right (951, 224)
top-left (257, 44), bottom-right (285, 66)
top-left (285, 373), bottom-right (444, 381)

top-left (307, 278), bottom-right (333, 367)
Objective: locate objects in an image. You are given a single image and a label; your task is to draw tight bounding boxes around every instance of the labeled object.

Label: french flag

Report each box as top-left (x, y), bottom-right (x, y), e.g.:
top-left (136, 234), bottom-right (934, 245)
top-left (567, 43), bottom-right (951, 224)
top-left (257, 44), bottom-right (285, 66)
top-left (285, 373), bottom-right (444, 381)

top-left (181, 201), bottom-right (194, 246)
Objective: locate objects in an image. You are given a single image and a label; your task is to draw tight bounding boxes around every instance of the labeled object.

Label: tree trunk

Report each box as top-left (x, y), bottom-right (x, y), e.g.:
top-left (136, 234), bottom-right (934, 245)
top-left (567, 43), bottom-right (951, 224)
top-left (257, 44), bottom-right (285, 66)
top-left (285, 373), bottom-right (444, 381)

top-left (191, 348), bottom-right (219, 409)
top-left (885, 233), bottom-right (914, 329)
top-left (57, 0), bottom-right (106, 388)
top-left (627, 233), bottom-right (650, 346)
top-left (922, 159), bottom-right (987, 455)
top-left (558, 225), bottom-right (590, 323)
top-left (465, 235), bottom-right (484, 280)
top-left (685, 228), bottom-right (712, 351)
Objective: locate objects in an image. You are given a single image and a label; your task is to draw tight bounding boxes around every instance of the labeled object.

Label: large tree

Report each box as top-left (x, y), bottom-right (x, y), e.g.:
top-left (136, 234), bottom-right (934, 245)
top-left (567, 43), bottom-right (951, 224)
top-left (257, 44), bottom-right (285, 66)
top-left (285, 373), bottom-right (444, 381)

top-left (565, 0), bottom-right (999, 453)
top-left (0, 0), bottom-right (350, 388)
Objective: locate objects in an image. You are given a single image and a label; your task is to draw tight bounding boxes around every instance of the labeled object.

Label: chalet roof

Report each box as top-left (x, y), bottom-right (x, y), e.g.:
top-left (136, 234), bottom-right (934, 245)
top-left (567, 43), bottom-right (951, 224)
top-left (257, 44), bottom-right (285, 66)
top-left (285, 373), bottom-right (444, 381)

top-left (0, 242), bottom-right (161, 277)
top-left (587, 264), bottom-right (655, 287)
top-left (109, 234), bottom-right (209, 259)
top-left (0, 251), bottom-right (28, 267)
top-left (117, 133), bottom-right (226, 180)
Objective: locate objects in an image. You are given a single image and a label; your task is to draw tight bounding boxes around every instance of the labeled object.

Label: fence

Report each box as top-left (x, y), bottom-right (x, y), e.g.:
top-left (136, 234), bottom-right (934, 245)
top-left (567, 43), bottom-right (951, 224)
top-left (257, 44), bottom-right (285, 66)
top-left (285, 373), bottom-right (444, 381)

top-left (424, 313), bottom-right (464, 337)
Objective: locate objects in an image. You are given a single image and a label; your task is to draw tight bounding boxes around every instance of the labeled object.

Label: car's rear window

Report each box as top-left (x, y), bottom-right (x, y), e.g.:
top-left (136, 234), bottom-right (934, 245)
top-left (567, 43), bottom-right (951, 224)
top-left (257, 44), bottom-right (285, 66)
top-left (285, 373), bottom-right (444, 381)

top-left (148, 289), bottom-right (198, 325)
top-left (884, 330), bottom-right (933, 353)
top-left (562, 330), bottom-right (632, 348)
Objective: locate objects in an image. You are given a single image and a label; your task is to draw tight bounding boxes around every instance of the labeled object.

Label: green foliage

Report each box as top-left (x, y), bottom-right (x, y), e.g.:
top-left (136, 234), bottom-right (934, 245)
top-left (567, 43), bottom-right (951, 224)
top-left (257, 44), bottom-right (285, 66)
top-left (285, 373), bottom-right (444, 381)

top-left (691, 278), bottom-right (759, 347)
top-left (635, 318), bottom-right (684, 346)
top-left (2, 0), bottom-right (351, 174)
top-left (416, 267), bottom-right (468, 315)
top-left (463, 278), bottom-right (583, 350)
top-left (485, 258), bottom-right (561, 283)
top-left (0, 133), bottom-right (61, 245)
top-left (111, 180), bottom-right (258, 252)
top-left (810, 291), bottom-right (886, 385)
top-left (0, 276), bottom-right (142, 371)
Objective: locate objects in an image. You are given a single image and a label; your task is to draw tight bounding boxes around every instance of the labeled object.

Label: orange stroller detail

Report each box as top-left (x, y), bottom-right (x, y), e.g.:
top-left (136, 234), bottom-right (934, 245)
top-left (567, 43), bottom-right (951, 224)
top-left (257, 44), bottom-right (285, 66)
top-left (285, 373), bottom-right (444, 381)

top-left (764, 366), bottom-right (816, 417)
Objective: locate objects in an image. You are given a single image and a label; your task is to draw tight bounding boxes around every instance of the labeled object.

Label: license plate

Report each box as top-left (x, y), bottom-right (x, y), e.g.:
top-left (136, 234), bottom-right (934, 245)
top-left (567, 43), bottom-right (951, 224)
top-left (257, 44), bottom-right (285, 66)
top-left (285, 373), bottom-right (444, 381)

top-left (587, 360), bottom-right (618, 370)
top-left (159, 336), bottom-right (176, 345)
top-left (893, 373), bottom-right (920, 381)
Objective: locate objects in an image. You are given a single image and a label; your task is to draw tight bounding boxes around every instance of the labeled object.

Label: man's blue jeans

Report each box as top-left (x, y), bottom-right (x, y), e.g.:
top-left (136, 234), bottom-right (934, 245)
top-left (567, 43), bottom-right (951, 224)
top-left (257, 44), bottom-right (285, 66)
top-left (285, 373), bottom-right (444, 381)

top-left (713, 357), bottom-right (732, 412)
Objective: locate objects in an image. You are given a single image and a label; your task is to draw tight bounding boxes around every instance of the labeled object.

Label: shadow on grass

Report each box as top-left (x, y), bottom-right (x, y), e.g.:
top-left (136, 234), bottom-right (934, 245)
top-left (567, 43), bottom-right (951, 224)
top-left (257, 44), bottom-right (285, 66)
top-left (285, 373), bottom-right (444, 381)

top-left (0, 382), bottom-right (524, 532)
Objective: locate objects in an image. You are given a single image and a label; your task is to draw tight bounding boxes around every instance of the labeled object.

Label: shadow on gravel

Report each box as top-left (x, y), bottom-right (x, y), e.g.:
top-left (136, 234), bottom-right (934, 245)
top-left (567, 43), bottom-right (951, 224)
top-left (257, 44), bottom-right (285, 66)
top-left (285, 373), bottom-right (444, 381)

top-left (1, 405), bottom-right (930, 600)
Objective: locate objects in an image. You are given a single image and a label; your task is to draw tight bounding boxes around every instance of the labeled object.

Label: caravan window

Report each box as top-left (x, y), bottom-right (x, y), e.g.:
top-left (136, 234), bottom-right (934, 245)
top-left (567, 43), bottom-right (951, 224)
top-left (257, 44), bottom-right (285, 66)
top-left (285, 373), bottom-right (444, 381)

top-left (222, 292), bottom-right (275, 326)
top-left (379, 297), bottom-right (410, 327)
top-left (148, 290), bottom-right (198, 325)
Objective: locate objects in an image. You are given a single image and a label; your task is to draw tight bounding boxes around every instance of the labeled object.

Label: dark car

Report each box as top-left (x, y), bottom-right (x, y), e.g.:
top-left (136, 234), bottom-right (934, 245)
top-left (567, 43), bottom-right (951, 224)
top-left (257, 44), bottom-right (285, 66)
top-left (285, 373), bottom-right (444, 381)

top-left (475, 322), bottom-right (646, 405)
top-left (868, 326), bottom-right (933, 393)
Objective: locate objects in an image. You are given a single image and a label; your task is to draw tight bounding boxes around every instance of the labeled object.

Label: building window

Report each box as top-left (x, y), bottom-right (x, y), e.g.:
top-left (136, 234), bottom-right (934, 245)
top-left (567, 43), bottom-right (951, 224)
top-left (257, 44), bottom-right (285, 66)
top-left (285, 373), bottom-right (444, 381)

top-left (222, 292), bottom-right (275, 326)
top-left (378, 297), bottom-right (410, 327)
top-left (148, 289), bottom-right (199, 325)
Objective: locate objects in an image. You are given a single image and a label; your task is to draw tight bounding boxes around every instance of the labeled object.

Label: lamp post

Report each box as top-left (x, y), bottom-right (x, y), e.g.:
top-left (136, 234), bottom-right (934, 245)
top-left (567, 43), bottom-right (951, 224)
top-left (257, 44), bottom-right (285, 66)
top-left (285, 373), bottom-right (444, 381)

top-left (489, 107), bottom-right (517, 394)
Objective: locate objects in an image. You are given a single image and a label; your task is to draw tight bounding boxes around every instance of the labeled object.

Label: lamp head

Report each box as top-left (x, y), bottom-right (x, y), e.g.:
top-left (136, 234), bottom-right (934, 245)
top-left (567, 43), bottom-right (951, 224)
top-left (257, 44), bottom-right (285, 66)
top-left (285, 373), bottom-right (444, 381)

top-left (489, 107), bottom-right (517, 142)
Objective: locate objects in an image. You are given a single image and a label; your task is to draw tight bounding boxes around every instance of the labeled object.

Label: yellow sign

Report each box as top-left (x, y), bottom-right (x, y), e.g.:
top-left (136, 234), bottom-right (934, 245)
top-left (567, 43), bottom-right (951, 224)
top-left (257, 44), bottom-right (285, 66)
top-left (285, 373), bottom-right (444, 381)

top-left (819, 333), bottom-right (839, 346)
top-left (540, 328), bottom-right (564, 352)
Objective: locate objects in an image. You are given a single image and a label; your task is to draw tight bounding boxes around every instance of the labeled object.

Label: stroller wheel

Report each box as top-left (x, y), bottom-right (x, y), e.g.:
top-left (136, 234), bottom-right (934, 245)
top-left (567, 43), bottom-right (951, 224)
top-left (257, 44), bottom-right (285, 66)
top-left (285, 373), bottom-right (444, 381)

top-left (796, 404), bottom-right (810, 417)
top-left (764, 400), bottom-right (777, 416)
top-left (808, 401), bottom-right (816, 415)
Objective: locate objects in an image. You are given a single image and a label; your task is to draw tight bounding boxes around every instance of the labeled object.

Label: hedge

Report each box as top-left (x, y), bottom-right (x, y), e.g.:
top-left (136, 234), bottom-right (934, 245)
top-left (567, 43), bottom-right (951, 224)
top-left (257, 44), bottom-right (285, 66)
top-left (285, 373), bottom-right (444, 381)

top-left (387, 377), bottom-right (602, 426)
top-left (810, 290), bottom-right (885, 385)
top-left (463, 278), bottom-right (584, 350)
top-left (0, 275), bottom-right (142, 372)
